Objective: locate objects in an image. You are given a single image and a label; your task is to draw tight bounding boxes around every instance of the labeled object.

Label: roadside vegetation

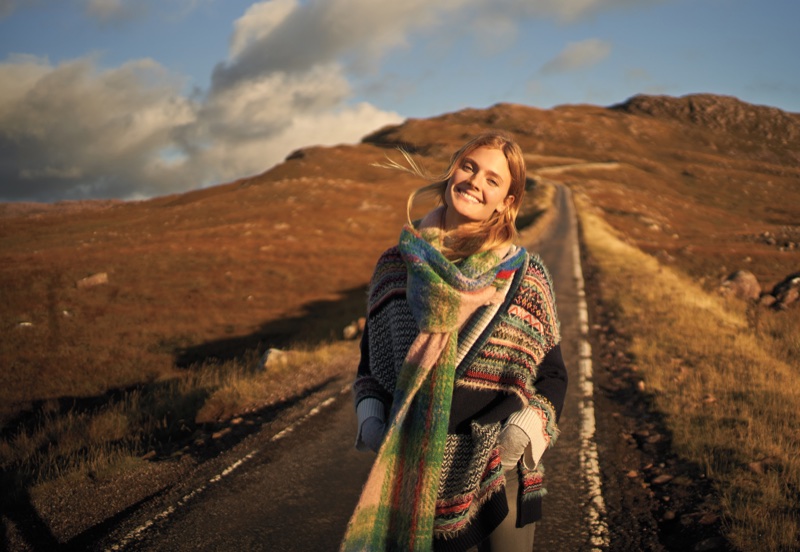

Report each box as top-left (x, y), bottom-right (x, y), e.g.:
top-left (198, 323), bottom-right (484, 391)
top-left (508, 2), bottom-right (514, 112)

top-left (577, 194), bottom-right (800, 551)
top-left (1, 96), bottom-right (797, 547)
top-left (1, 340), bottom-right (358, 494)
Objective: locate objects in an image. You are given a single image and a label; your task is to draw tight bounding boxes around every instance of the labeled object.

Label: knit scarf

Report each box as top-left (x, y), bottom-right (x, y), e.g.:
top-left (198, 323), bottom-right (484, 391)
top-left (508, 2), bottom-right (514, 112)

top-left (341, 221), bottom-right (526, 551)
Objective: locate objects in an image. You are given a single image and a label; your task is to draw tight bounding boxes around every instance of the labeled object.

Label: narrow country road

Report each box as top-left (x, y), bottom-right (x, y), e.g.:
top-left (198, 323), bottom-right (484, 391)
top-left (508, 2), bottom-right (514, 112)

top-left (107, 185), bottom-right (604, 551)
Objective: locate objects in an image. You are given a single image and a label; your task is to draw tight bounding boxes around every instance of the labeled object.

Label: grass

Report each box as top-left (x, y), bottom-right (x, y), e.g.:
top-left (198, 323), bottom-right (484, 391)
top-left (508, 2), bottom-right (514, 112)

top-left (0, 339), bottom-right (358, 499)
top-left (1, 98), bottom-right (797, 545)
top-left (576, 193), bottom-right (800, 551)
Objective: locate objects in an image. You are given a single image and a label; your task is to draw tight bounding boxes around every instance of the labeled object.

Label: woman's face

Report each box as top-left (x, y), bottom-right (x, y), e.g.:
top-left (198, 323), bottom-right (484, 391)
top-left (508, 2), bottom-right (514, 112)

top-left (444, 146), bottom-right (514, 229)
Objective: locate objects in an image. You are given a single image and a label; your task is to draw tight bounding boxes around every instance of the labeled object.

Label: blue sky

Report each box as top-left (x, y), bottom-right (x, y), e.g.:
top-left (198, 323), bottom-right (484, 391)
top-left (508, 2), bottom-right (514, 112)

top-left (1, 0), bottom-right (798, 202)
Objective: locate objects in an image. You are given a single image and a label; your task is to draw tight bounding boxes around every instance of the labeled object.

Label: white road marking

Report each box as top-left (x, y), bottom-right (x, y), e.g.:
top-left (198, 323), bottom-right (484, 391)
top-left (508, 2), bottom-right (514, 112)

top-left (107, 387), bottom-right (348, 551)
top-left (572, 218), bottom-right (610, 550)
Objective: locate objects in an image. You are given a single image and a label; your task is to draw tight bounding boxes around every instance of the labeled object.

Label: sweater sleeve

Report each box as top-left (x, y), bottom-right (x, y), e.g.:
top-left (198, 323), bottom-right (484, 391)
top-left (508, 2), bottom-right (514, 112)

top-left (352, 322), bottom-right (393, 409)
top-left (505, 344), bottom-right (568, 467)
top-left (352, 322), bottom-right (394, 450)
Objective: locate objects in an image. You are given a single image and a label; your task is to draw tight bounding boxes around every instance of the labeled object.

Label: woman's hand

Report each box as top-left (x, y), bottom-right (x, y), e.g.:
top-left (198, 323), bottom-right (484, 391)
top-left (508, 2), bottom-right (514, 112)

top-left (360, 416), bottom-right (387, 453)
top-left (497, 423), bottom-right (530, 472)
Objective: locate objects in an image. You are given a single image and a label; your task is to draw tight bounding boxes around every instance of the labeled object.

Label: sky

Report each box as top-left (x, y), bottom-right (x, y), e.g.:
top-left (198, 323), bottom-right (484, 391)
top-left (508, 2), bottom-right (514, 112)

top-left (1, 0), bottom-right (798, 203)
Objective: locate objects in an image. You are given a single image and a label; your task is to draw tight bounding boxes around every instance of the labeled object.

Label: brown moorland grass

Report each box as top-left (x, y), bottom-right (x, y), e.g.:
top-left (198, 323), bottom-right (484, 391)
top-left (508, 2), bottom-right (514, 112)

top-left (1, 93), bottom-right (798, 545)
top-left (577, 195), bottom-right (800, 551)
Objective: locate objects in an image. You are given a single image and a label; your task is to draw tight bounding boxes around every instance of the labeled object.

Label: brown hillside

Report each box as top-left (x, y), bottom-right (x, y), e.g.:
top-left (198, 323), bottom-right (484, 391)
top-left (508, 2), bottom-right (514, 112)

top-left (1, 93), bottom-right (799, 426)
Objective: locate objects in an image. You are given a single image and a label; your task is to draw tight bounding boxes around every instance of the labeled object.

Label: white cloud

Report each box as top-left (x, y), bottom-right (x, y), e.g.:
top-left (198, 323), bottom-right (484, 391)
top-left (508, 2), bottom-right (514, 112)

top-left (173, 63), bottom-right (402, 189)
top-left (230, 0), bottom-right (297, 60)
top-left (213, 0), bottom-right (470, 92)
top-left (0, 0), bottom-right (664, 202)
top-left (0, 55), bottom-right (196, 201)
top-left (540, 38), bottom-right (612, 75)
top-left (0, 53), bottom-right (401, 201)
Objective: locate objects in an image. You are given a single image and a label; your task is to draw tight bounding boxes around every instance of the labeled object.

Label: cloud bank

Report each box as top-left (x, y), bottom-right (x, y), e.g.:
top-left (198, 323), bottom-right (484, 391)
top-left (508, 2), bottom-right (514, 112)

top-left (0, 0), bottom-right (649, 201)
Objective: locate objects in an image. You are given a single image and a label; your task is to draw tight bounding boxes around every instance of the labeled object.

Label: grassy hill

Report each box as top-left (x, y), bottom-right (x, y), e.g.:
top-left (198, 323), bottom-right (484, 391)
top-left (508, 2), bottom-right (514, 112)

top-left (1, 93), bottom-right (798, 548)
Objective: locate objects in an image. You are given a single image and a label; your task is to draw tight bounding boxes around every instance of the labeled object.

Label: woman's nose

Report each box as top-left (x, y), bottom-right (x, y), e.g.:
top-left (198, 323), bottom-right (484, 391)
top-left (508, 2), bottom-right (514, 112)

top-left (467, 172), bottom-right (482, 187)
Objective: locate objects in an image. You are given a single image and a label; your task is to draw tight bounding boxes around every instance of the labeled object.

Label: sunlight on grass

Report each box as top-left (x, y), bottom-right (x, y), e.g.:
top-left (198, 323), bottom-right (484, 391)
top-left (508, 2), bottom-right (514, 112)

top-left (577, 194), bottom-right (800, 551)
top-left (0, 340), bottom-right (358, 491)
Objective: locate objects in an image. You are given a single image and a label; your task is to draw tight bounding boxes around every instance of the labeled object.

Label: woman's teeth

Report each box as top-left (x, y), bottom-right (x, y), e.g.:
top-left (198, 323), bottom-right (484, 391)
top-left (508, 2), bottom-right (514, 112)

top-left (458, 189), bottom-right (481, 204)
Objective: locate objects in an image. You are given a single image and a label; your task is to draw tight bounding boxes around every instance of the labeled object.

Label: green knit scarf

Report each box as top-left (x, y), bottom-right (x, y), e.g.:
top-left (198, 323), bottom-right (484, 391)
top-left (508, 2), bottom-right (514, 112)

top-left (341, 223), bottom-right (526, 551)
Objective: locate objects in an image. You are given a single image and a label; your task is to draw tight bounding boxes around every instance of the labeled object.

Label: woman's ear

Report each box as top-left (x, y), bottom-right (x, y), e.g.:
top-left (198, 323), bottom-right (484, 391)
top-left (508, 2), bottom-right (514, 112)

top-left (497, 195), bottom-right (515, 213)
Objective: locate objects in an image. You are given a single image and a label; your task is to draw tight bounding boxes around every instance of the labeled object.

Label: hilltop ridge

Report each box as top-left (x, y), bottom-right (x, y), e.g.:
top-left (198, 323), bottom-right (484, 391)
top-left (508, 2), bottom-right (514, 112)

top-left (1, 92), bottom-right (798, 418)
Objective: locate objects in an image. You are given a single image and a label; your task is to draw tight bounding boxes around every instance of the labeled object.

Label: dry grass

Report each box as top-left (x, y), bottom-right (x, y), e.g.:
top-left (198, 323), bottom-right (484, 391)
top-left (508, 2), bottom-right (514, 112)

top-left (0, 339), bottom-right (358, 495)
top-left (577, 194), bottom-right (800, 551)
top-left (1, 96), bottom-right (797, 544)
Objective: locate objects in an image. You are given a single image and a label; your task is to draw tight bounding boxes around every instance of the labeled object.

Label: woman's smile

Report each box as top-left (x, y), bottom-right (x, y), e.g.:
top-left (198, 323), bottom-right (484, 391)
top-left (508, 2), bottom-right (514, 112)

top-left (444, 146), bottom-right (514, 230)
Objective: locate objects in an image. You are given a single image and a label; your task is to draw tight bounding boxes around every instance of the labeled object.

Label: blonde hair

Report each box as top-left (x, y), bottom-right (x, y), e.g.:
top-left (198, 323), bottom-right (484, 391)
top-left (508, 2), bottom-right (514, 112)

top-left (383, 131), bottom-right (526, 259)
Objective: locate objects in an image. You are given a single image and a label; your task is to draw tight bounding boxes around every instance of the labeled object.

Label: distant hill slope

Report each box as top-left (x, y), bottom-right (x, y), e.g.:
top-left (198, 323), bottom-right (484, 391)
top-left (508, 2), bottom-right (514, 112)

top-left (612, 93), bottom-right (800, 154)
top-left (1, 93), bottom-right (798, 419)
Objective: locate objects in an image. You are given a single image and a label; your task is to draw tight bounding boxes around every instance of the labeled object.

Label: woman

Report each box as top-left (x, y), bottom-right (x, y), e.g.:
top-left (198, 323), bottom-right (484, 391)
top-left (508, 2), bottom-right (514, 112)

top-left (342, 132), bottom-right (567, 551)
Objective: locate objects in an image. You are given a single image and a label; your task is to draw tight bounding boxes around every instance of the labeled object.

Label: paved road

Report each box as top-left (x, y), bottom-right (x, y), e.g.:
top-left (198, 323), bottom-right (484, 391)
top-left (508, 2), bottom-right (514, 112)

top-left (116, 185), bottom-right (599, 551)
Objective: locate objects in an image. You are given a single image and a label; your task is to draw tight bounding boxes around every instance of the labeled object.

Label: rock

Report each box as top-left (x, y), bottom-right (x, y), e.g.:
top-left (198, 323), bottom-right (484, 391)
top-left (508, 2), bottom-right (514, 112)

top-left (76, 272), bottom-right (109, 289)
top-left (719, 270), bottom-right (760, 301)
top-left (651, 474), bottom-right (674, 485)
top-left (260, 348), bottom-right (287, 369)
top-left (757, 294), bottom-right (777, 308)
top-left (343, 321), bottom-right (360, 340)
top-left (343, 318), bottom-right (367, 340)
top-left (212, 427), bottom-right (232, 440)
top-left (771, 272), bottom-right (800, 309)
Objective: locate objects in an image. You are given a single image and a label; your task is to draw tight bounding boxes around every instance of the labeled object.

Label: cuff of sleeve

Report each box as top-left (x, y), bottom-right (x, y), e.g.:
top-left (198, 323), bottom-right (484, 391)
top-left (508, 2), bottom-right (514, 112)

top-left (356, 397), bottom-right (386, 425)
top-left (355, 397), bottom-right (385, 451)
top-left (506, 407), bottom-right (549, 469)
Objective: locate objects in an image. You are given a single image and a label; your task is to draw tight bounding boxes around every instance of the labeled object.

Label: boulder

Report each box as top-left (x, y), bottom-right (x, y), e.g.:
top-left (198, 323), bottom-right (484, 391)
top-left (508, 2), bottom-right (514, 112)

top-left (260, 348), bottom-right (287, 369)
top-left (76, 272), bottom-right (109, 289)
top-left (770, 272), bottom-right (800, 310)
top-left (719, 270), bottom-right (760, 301)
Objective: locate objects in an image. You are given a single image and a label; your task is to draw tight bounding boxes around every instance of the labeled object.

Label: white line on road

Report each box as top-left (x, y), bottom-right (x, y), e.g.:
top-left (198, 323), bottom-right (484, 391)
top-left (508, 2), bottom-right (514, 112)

top-left (107, 388), bottom-right (348, 551)
top-left (572, 221), bottom-right (610, 550)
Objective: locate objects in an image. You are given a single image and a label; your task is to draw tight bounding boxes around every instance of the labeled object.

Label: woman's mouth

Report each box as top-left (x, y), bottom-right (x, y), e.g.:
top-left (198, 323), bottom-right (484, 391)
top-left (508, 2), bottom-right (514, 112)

top-left (456, 188), bottom-right (482, 204)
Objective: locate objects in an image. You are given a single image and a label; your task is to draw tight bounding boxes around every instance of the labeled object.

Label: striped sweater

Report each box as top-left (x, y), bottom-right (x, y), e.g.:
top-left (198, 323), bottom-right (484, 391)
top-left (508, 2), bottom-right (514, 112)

top-left (353, 245), bottom-right (567, 551)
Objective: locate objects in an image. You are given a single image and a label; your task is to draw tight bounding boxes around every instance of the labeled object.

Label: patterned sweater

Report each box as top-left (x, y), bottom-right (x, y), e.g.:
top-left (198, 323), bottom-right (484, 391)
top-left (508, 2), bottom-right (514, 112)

top-left (353, 245), bottom-right (567, 551)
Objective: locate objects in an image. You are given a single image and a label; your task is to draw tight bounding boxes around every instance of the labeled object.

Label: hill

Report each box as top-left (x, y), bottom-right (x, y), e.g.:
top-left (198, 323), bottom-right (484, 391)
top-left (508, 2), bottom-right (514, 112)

top-left (2, 93), bottom-right (799, 425)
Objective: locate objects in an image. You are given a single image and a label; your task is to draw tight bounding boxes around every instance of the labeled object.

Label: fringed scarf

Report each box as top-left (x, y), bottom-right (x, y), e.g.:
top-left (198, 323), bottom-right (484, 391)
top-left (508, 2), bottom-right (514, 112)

top-left (341, 220), bottom-right (526, 551)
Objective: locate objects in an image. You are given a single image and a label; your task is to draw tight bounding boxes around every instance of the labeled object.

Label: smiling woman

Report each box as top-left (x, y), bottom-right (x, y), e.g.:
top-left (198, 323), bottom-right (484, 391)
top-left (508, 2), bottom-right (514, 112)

top-left (444, 147), bottom-right (514, 228)
top-left (342, 132), bottom-right (568, 551)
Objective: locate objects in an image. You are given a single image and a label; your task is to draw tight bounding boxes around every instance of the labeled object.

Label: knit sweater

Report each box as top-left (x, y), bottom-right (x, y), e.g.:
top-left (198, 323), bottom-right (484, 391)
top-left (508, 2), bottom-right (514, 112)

top-left (353, 245), bottom-right (567, 551)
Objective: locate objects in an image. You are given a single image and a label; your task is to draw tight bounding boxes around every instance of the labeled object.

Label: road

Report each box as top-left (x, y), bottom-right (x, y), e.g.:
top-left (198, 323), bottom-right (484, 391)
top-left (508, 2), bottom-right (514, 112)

top-left (110, 185), bottom-right (603, 551)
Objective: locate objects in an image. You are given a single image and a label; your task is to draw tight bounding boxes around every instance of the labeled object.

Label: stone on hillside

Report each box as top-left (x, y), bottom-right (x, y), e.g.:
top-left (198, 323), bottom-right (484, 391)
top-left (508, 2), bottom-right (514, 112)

top-left (770, 272), bottom-right (800, 309)
top-left (260, 348), bottom-right (287, 369)
top-left (76, 272), bottom-right (109, 289)
top-left (757, 294), bottom-right (777, 308)
top-left (718, 270), bottom-right (760, 301)
top-left (343, 321), bottom-right (360, 340)
top-left (651, 474), bottom-right (674, 486)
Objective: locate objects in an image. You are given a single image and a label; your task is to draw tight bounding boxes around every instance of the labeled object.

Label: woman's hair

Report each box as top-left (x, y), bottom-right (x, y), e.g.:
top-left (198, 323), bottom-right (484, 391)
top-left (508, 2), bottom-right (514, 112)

top-left (389, 131), bottom-right (526, 259)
